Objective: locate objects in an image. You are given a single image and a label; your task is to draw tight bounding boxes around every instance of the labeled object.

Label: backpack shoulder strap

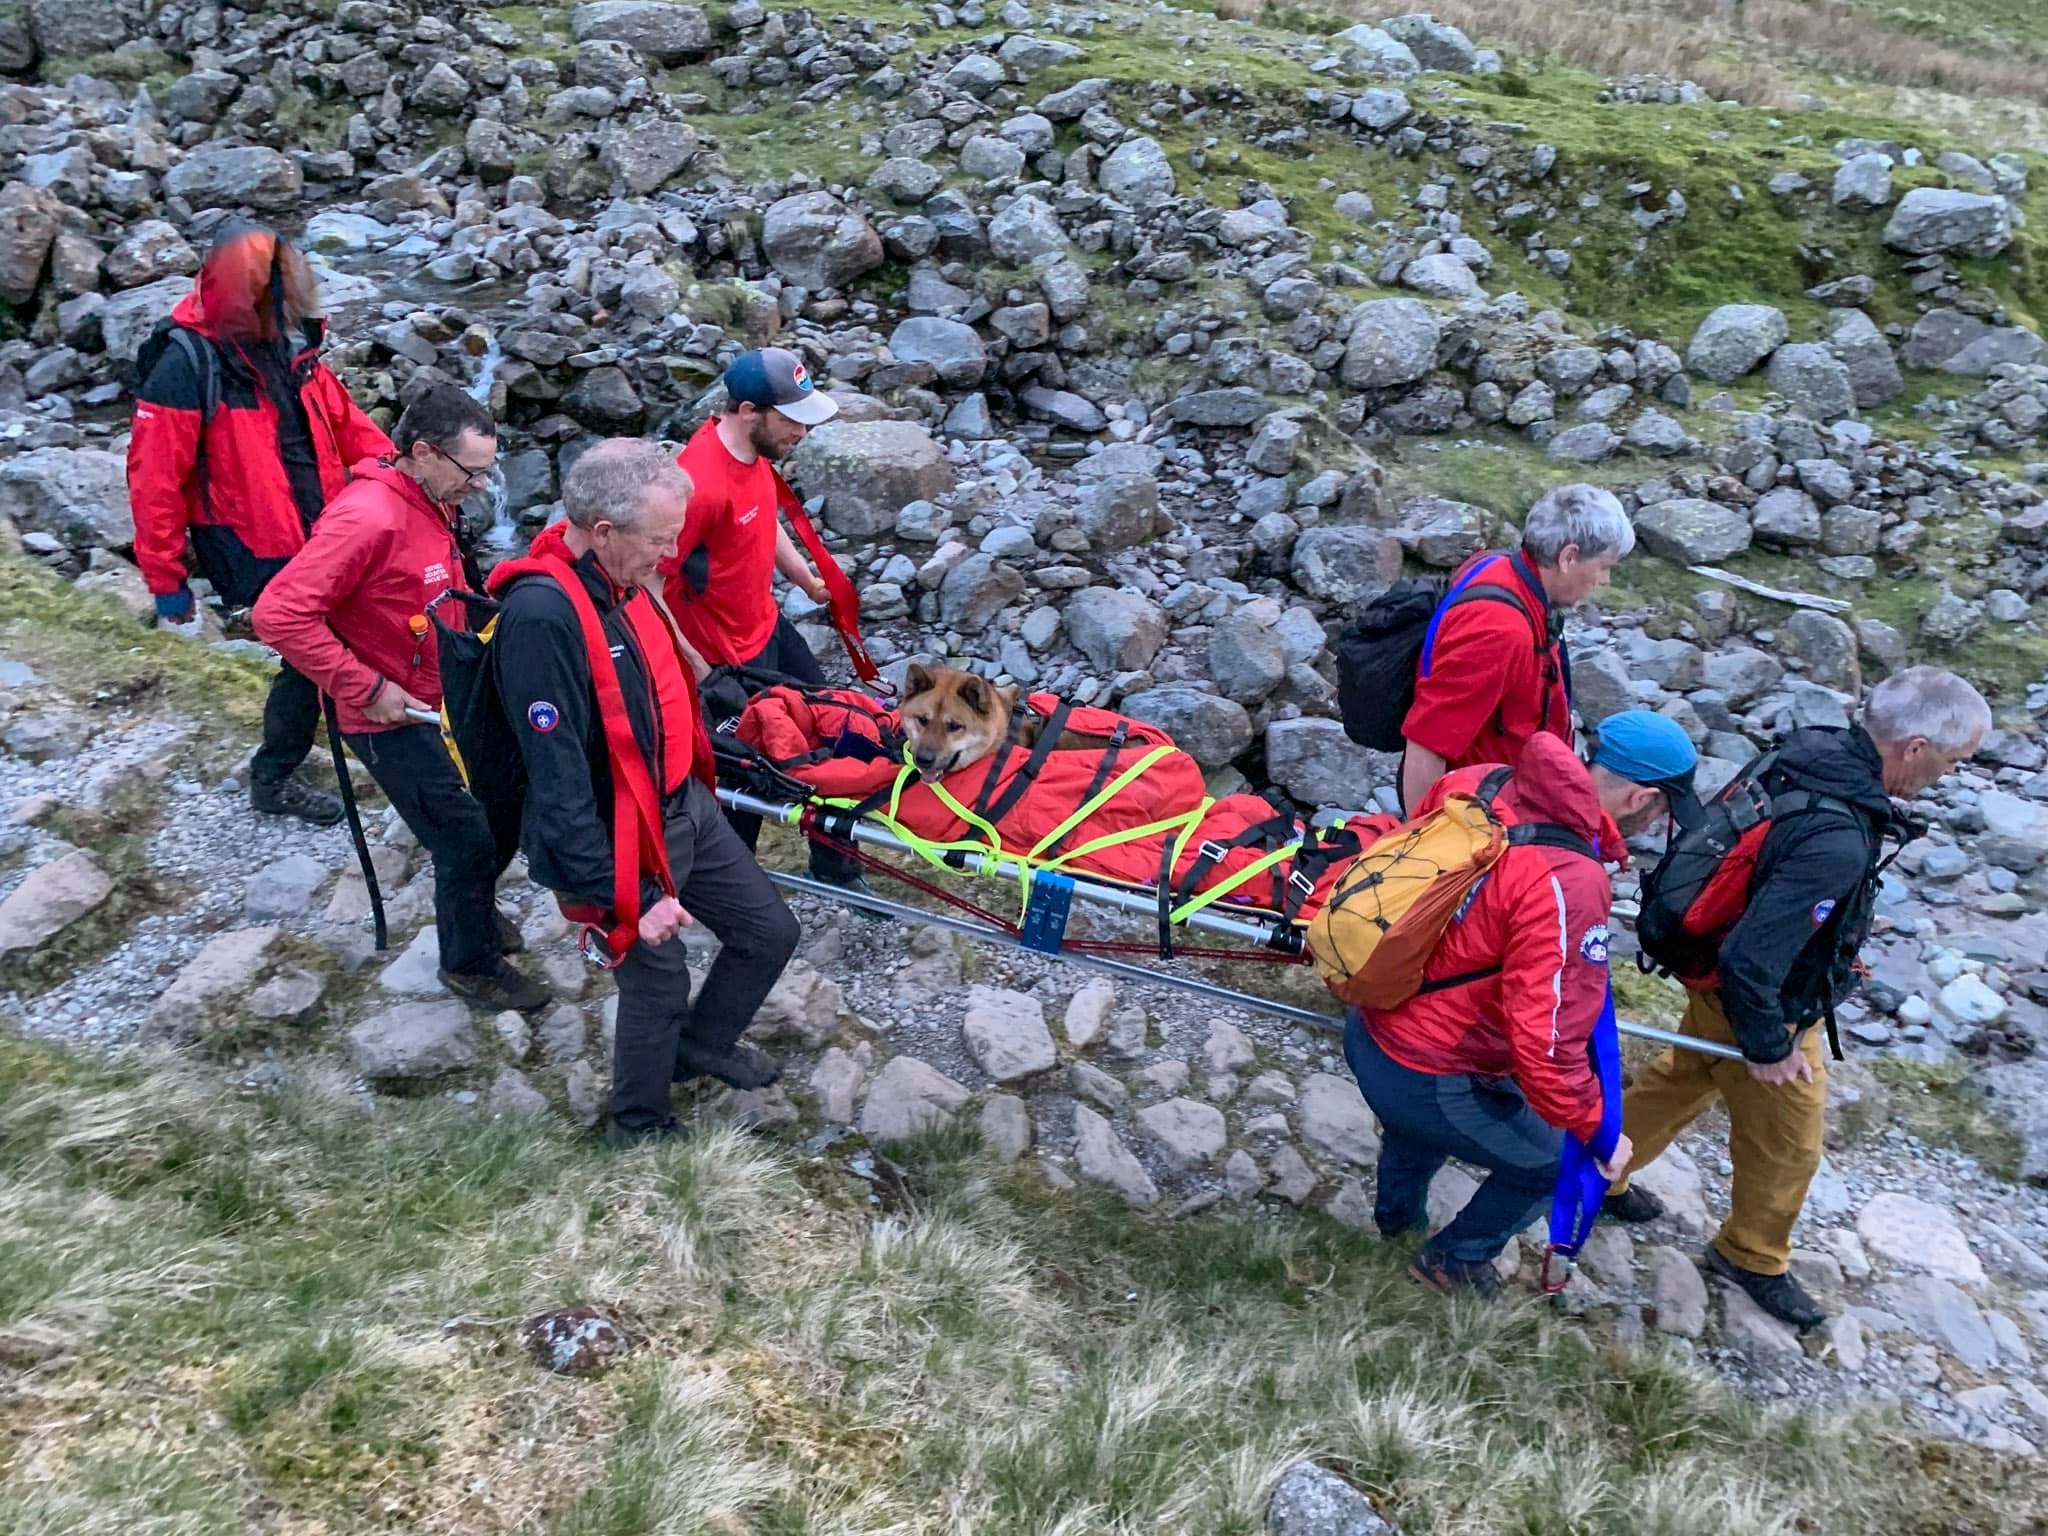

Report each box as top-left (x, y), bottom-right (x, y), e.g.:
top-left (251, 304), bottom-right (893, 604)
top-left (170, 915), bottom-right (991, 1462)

top-left (169, 328), bottom-right (222, 425)
top-left (1506, 821), bottom-right (1598, 860)
top-left (1443, 581), bottom-right (1539, 647)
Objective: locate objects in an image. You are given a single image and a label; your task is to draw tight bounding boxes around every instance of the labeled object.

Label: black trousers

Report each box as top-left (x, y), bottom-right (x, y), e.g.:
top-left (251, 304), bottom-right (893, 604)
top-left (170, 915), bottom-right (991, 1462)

top-left (342, 723), bottom-right (522, 976)
top-left (725, 615), bottom-right (862, 882)
top-left (612, 776), bottom-right (800, 1132)
top-left (251, 661), bottom-right (323, 787)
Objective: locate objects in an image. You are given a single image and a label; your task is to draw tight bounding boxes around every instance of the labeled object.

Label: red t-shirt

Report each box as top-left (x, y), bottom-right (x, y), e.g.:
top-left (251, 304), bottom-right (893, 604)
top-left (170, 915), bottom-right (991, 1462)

top-left (1401, 552), bottom-right (1573, 772)
top-left (660, 419), bottom-right (781, 666)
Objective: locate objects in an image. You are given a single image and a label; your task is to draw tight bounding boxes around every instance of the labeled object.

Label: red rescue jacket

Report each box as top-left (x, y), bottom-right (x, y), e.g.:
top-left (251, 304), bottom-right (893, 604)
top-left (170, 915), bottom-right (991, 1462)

top-left (127, 237), bottom-right (392, 602)
top-left (251, 461), bottom-right (467, 736)
top-left (1402, 550), bottom-right (1573, 772)
top-left (1360, 733), bottom-right (1621, 1143)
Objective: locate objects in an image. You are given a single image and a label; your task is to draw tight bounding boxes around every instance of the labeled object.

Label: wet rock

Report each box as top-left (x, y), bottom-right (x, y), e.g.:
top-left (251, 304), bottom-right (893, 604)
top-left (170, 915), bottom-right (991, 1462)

top-left (349, 1000), bottom-right (480, 1080)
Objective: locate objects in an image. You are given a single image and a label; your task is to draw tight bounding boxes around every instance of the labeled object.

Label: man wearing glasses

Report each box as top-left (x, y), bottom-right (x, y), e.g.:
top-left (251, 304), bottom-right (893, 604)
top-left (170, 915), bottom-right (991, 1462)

top-left (255, 387), bottom-right (552, 1012)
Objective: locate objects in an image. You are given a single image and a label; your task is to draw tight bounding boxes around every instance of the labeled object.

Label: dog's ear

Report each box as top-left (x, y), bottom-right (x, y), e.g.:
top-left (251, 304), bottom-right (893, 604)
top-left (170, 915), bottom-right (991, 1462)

top-left (903, 662), bottom-right (935, 699)
top-left (956, 674), bottom-right (988, 715)
top-left (993, 683), bottom-right (1019, 717)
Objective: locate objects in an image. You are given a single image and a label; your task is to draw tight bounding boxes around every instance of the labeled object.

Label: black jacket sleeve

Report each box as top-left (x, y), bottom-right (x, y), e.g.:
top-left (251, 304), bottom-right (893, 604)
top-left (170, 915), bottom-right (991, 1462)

top-left (1716, 812), bottom-right (1872, 1062)
top-left (493, 582), bottom-right (616, 909)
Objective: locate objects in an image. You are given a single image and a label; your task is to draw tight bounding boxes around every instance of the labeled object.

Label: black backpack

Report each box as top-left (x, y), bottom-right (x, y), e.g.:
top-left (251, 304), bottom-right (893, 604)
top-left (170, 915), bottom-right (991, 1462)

top-left (1335, 567), bottom-right (1550, 751)
top-left (133, 321), bottom-right (224, 506)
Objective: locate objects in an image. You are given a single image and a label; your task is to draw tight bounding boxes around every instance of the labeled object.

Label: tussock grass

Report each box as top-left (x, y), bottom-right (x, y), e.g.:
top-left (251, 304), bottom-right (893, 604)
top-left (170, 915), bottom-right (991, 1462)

top-left (1319, 0), bottom-right (2047, 122)
top-left (2, 1030), bottom-right (2042, 1534)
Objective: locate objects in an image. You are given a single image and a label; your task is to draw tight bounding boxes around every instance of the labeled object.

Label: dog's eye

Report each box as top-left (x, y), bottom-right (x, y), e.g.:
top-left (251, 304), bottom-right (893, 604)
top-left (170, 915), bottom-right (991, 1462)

top-left (947, 721), bottom-right (962, 733)
top-left (913, 714), bottom-right (929, 726)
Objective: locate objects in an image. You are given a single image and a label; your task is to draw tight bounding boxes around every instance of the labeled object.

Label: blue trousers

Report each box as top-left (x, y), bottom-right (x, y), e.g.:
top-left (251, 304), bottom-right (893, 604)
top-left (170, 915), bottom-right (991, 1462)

top-left (1342, 1012), bottom-right (1564, 1267)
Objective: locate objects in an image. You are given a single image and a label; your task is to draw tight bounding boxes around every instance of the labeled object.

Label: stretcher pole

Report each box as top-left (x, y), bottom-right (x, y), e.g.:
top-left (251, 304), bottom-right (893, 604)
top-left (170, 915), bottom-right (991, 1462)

top-left (748, 811), bottom-right (1745, 1063)
top-left (718, 787), bottom-right (1284, 946)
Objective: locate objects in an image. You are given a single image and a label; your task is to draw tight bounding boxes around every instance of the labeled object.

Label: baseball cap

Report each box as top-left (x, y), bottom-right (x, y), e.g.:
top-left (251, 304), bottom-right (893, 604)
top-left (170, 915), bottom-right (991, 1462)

top-left (721, 347), bottom-right (838, 426)
top-left (1591, 710), bottom-right (1700, 821)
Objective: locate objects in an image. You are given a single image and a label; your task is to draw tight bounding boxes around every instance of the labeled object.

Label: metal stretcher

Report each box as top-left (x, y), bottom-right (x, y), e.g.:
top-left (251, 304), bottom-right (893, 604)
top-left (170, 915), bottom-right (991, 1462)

top-left (713, 781), bottom-right (1741, 1064)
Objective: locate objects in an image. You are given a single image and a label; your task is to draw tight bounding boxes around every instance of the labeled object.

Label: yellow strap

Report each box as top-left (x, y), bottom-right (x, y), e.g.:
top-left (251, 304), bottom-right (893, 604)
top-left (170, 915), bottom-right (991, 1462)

top-left (1023, 745), bottom-right (1179, 863)
top-left (1170, 838), bottom-right (1301, 923)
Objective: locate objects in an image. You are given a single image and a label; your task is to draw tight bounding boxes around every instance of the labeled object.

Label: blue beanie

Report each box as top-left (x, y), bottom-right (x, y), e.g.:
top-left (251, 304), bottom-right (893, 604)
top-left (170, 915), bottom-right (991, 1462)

top-left (1590, 710), bottom-right (1698, 798)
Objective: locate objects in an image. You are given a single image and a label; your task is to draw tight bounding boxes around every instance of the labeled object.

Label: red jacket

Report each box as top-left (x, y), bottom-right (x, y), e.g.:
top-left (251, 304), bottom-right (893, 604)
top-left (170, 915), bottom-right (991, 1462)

top-left (128, 259), bottom-right (392, 603)
top-left (252, 462), bottom-right (465, 736)
top-left (1402, 551), bottom-right (1573, 772)
top-left (1360, 733), bottom-right (1622, 1143)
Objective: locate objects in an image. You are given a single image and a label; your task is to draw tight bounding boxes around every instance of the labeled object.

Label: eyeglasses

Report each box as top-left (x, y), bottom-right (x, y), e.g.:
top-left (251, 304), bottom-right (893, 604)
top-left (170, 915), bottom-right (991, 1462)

top-left (433, 442), bottom-right (498, 486)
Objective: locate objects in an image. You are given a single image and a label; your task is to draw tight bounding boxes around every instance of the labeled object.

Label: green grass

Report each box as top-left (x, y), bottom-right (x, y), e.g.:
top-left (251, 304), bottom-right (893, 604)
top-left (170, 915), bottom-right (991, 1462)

top-left (1866, 1058), bottom-right (2024, 1179)
top-left (3, 1029), bottom-right (2044, 1534)
top-left (0, 553), bottom-right (272, 750)
top-left (1837, 0), bottom-right (2048, 56)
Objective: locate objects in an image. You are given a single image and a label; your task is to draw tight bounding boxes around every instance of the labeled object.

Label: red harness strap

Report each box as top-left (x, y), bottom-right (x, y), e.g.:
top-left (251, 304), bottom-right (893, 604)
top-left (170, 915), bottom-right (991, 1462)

top-left (772, 467), bottom-right (887, 691)
top-left (540, 554), bottom-right (676, 965)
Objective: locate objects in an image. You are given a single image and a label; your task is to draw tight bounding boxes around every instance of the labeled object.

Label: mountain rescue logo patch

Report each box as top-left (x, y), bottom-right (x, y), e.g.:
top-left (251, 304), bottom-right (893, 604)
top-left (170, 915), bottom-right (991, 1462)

top-left (1579, 924), bottom-right (1611, 966)
top-left (1812, 899), bottom-right (1836, 924)
top-left (527, 700), bottom-right (560, 733)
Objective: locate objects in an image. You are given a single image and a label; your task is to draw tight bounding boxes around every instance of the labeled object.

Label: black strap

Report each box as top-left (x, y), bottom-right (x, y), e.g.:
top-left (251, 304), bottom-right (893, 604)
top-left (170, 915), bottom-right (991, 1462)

top-left (977, 699), bottom-right (1073, 831)
top-left (324, 696), bottom-right (387, 953)
top-left (1505, 821), bottom-right (1597, 860)
top-left (1171, 811), bottom-right (1296, 913)
top-left (1041, 720), bottom-right (1128, 860)
top-left (1156, 825), bottom-right (1179, 960)
top-left (1416, 962), bottom-right (1503, 996)
top-left (1473, 765), bottom-right (1514, 812)
top-left (1822, 1002), bottom-right (1843, 1063)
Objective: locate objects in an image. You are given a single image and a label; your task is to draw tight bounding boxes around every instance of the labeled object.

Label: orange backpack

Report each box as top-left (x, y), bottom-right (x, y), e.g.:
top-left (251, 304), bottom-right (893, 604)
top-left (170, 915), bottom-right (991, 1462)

top-left (1308, 769), bottom-right (1592, 1009)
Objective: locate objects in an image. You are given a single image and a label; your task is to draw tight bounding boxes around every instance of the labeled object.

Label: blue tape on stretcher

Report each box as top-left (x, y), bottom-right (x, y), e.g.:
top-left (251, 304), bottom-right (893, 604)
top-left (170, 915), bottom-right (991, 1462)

top-left (1019, 871), bottom-right (1075, 954)
top-left (1548, 981), bottom-right (1625, 1262)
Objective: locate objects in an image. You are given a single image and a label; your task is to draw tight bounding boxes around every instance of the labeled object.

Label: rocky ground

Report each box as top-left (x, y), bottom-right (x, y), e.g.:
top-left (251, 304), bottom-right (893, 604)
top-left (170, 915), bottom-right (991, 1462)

top-left (2, 0), bottom-right (2047, 1497)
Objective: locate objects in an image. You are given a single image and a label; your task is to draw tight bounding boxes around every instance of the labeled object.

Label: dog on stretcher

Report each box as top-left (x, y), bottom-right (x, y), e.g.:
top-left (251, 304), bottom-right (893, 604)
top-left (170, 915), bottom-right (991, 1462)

top-left (897, 662), bottom-right (1117, 783)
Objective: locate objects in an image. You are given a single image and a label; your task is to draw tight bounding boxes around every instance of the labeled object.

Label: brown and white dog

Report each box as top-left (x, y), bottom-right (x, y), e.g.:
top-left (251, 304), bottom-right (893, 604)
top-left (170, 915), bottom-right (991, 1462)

top-left (897, 662), bottom-right (1113, 782)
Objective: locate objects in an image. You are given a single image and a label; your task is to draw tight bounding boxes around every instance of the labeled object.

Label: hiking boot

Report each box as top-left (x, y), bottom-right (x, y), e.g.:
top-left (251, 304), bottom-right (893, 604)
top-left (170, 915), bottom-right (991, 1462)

top-left (605, 1117), bottom-right (689, 1150)
top-left (251, 776), bottom-right (344, 827)
top-left (675, 1038), bottom-right (782, 1091)
top-left (1603, 1186), bottom-right (1666, 1224)
top-left (1705, 1244), bottom-right (1826, 1330)
top-left (440, 957), bottom-right (552, 1013)
top-left (1409, 1248), bottom-right (1503, 1300)
top-left (492, 907), bottom-right (526, 955)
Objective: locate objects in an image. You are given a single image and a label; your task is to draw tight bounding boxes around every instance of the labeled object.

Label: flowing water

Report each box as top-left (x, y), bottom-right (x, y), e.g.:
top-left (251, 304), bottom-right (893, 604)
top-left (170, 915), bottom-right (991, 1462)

top-left (466, 336), bottom-right (519, 549)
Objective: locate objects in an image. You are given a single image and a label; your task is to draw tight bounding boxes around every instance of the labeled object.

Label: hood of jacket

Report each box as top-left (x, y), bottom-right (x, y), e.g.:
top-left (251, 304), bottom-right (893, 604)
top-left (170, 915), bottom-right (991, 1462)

top-left (1771, 726), bottom-right (1893, 821)
top-left (172, 222), bottom-right (327, 356)
top-left (1498, 731), bottom-right (1626, 862)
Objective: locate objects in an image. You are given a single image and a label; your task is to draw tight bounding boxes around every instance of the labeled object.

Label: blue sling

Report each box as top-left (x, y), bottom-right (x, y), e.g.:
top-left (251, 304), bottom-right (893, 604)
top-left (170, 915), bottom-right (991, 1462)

top-left (1542, 979), bottom-right (1624, 1292)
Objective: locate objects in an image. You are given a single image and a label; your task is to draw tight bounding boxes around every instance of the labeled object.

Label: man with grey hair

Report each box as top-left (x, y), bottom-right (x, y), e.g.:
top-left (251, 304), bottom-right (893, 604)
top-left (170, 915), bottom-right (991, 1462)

top-left (489, 438), bottom-right (799, 1147)
top-left (1399, 483), bottom-right (1635, 812)
top-left (1606, 664), bottom-right (1989, 1329)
